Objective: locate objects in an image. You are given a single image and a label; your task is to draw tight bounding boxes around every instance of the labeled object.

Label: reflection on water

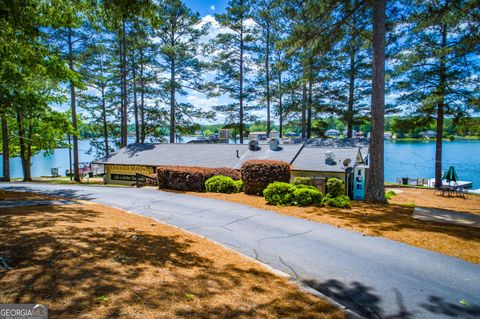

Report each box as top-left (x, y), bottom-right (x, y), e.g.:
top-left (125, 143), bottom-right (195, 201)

top-left (1, 139), bottom-right (479, 188)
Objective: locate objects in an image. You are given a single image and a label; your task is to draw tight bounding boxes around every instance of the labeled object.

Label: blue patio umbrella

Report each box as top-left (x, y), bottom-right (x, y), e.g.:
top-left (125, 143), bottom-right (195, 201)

top-left (442, 166), bottom-right (459, 184)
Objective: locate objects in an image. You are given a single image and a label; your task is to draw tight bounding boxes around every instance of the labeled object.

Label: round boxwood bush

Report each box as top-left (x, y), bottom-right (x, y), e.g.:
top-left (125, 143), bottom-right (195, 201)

top-left (324, 195), bottom-right (351, 208)
top-left (292, 188), bottom-right (323, 206)
top-left (295, 184), bottom-right (319, 191)
top-left (326, 178), bottom-right (345, 197)
top-left (292, 176), bottom-right (314, 186)
top-left (234, 180), bottom-right (244, 193)
top-left (263, 182), bottom-right (296, 206)
top-left (205, 175), bottom-right (239, 194)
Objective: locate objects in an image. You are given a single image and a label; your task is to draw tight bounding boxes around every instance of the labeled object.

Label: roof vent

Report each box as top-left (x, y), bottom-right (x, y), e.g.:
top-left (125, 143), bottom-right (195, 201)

top-left (325, 151), bottom-right (337, 166)
top-left (249, 140), bottom-right (259, 151)
top-left (269, 139), bottom-right (280, 151)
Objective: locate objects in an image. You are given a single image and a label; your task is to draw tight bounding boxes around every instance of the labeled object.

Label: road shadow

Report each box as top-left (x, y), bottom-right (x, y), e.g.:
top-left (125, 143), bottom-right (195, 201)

top-left (0, 185), bottom-right (96, 201)
top-left (303, 278), bottom-right (480, 319)
top-left (421, 296), bottom-right (480, 319)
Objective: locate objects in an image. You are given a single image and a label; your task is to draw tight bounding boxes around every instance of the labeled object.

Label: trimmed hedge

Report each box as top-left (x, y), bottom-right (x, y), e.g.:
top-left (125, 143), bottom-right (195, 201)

top-left (263, 181), bottom-right (323, 207)
top-left (292, 176), bottom-right (314, 186)
top-left (324, 195), bottom-right (351, 208)
top-left (263, 182), bottom-right (297, 206)
top-left (326, 178), bottom-right (345, 197)
top-left (205, 175), bottom-right (242, 194)
top-left (292, 188), bottom-right (323, 206)
top-left (158, 166), bottom-right (240, 192)
top-left (241, 160), bottom-right (291, 195)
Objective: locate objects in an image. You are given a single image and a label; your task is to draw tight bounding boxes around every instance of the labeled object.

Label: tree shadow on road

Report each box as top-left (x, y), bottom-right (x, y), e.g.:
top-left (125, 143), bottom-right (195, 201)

top-left (0, 185), bottom-right (97, 201)
top-left (303, 278), bottom-right (480, 319)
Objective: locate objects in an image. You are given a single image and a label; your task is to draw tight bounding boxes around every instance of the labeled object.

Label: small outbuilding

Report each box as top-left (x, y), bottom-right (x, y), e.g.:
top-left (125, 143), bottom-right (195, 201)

top-left (325, 129), bottom-right (340, 137)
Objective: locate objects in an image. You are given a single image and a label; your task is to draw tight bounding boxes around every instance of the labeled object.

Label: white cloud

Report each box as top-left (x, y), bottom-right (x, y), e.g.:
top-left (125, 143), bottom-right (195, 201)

top-left (210, 5), bottom-right (215, 11)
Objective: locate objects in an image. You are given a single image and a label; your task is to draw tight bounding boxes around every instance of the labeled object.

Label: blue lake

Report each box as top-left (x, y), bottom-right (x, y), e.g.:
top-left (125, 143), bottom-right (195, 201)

top-left (1, 139), bottom-right (479, 188)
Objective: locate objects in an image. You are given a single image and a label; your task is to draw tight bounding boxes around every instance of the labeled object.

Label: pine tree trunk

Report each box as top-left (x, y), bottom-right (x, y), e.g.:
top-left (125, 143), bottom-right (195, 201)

top-left (1, 116), bottom-right (10, 181)
top-left (68, 26), bottom-right (80, 182)
top-left (266, 21), bottom-right (271, 138)
top-left (366, 0), bottom-right (386, 203)
top-left (101, 85), bottom-right (109, 156)
top-left (347, 46), bottom-right (355, 138)
top-left (133, 56), bottom-right (139, 144)
top-left (307, 77), bottom-right (312, 138)
top-left (239, 12), bottom-right (244, 144)
top-left (435, 23), bottom-right (447, 188)
top-left (118, 32), bottom-right (125, 147)
top-left (17, 113), bottom-right (31, 182)
top-left (140, 49), bottom-right (145, 143)
top-left (301, 77), bottom-right (307, 139)
top-left (121, 17), bottom-right (128, 147)
top-left (26, 123), bottom-right (33, 181)
top-left (278, 72), bottom-right (283, 139)
top-left (347, 0), bottom-right (358, 139)
top-left (170, 58), bottom-right (176, 144)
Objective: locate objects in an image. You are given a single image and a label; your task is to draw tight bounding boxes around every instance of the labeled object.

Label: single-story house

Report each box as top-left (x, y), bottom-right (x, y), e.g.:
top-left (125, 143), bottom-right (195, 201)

top-left (248, 131), bottom-right (268, 141)
top-left (93, 143), bottom-right (366, 188)
top-left (219, 129), bottom-right (231, 139)
top-left (325, 129), bottom-right (340, 137)
top-left (420, 130), bottom-right (436, 139)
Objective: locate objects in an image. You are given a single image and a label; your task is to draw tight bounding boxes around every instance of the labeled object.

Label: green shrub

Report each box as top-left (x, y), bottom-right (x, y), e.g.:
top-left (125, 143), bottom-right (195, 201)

top-left (324, 195), bottom-right (351, 208)
top-left (263, 182), bottom-right (296, 206)
top-left (241, 160), bottom-right (291, 195)
top-left (205, 175), bottom-right (240, 194)
top-left (292, 188), bottom-right (323, 206)
top-left (234, 180), bottom-right (244, 193)
top-left (292, 176), bottom-right (313, 186)
top-left (295, 184), bottom-right (319, 191)
top-left (326, 178), bottom-right (345, 197)
top-left (385, 190), bottom-right (396, 200)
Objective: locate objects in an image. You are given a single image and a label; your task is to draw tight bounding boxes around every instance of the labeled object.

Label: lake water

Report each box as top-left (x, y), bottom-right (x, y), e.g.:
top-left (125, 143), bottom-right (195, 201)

top-left (1, 139), bottom-right (479, 188)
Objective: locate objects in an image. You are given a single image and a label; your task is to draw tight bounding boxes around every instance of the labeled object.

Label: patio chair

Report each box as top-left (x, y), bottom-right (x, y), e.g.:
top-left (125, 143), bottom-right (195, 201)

top-left (457, 186), bottom-right (468, 198)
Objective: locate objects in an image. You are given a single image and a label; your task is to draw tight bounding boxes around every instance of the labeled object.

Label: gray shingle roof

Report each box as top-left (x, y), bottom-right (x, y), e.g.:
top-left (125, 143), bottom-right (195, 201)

top-left (238, 144), bottom-right (303, 166)
top-left (93, 143), bottom-right (362, 173)
top-left (292, 147), bottom-right (362, 172)
top-left (93, 143), bottom-right (250, 168)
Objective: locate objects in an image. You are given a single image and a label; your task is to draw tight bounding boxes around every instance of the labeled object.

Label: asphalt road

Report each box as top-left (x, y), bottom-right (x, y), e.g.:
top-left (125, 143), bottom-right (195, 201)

top-left (1, 182), bottom-right (479, 319)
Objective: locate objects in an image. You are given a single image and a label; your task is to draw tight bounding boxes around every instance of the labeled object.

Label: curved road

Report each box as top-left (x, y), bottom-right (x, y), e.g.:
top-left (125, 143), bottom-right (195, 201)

top-left (1, 183), bottom-right (479, 318)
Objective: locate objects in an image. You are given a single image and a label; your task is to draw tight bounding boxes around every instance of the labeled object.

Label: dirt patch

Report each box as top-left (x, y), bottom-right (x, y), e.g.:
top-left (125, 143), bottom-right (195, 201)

top-left (387, 187), bottom-right (480, 214)
top-left (182, 190), bottom-right (480, 264)
top-left (0, 193), bottom-right (344, 319)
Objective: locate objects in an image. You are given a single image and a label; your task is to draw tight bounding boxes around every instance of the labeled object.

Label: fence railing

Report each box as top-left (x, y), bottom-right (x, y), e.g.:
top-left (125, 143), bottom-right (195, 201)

top-left (135, 173), bottom-right (158, 188)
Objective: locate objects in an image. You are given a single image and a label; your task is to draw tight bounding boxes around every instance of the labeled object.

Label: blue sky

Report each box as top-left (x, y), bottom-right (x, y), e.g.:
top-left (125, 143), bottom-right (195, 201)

top-left (184, 0), bottom-right (229, 16)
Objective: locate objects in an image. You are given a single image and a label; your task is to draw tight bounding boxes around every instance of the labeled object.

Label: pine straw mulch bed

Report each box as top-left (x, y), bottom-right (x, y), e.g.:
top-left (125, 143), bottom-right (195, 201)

top-left (180, 188), bottom-right (480, 264)
top-left (0, 191), bottom-right (344, 319)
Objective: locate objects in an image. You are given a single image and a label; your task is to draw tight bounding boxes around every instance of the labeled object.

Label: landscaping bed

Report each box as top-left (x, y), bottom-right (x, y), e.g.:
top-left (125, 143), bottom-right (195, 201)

top-left (0, 191), bottom-right (344, 319)
top-left (183, 189), bottom-right (480, 264)
top-left (387, 187), bottom-right (480, 215)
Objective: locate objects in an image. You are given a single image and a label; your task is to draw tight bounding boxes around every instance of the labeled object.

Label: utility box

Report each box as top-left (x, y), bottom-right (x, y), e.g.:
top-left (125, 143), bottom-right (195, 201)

top-left (353, 165), bottom-right (368, 200)
top-left (311, 177), bottom-right (327, 195)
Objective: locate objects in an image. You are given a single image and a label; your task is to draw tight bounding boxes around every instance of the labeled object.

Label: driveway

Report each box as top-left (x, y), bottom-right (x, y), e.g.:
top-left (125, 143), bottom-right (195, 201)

top-left (1, 183), bottom-right (479, 318)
